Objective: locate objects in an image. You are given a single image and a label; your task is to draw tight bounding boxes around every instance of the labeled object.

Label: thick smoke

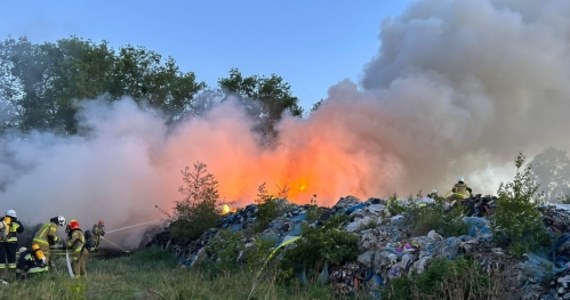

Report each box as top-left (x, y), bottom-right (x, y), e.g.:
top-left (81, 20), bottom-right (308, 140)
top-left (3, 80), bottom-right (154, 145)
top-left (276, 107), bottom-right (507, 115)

top-left (319, 0), bottom-right (570, 194)
top-left (2, 0), bottom-right (570, 248)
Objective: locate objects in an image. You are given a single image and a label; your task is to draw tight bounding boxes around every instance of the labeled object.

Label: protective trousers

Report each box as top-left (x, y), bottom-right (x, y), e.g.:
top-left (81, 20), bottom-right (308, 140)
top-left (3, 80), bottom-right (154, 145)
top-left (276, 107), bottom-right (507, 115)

top-left (71, 249), bottom-right (88, 277)
top-left (0, 242), bottom-right (18, 270)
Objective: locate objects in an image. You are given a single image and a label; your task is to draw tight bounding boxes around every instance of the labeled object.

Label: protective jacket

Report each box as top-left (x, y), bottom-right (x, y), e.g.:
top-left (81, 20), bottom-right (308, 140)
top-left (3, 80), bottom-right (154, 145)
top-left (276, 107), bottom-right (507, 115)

top-left (33, 222), bottom-right (60, 247)
top-left (451, 182), bottom-right (473, 199)
top-left (67, 228), bottom-right (89, 277)
top-left (4, 217), bottom-right (24, 243)
top-left (67, 229), bottom-right (86, 254)
top-left (16, 249), bottom-right (47, 273)
top-left (92, 224), bottom-right (105, 237)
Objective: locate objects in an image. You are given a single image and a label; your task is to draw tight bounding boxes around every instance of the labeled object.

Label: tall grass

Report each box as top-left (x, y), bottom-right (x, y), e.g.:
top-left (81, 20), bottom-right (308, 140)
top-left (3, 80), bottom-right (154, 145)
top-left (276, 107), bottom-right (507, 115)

top-left (0, 247), bottom-right (332, 300)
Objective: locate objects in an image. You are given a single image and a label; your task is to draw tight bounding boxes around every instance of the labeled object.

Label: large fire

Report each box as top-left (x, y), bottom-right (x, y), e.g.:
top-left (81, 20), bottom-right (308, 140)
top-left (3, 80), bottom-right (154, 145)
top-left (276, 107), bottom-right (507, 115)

top-left (155, 100), bottom-right (405, 210)
top-left (158, 109), bottom-right (402, 209)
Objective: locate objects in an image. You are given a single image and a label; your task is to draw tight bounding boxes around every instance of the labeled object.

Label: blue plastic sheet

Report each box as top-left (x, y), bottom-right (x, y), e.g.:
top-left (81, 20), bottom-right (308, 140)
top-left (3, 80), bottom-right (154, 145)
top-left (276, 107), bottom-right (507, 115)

top-left (463, 217), bottom-right (492, 241)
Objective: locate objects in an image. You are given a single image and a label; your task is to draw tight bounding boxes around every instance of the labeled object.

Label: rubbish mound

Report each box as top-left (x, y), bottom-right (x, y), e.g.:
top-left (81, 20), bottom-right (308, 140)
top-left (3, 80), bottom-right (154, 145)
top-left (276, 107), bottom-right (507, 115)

top-left (149, 195), bottom-right (570, 299)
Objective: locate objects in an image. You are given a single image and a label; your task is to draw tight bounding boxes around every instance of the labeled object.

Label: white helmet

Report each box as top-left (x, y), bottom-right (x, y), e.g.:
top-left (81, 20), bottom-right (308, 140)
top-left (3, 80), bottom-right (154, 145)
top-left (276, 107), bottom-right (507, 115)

top-left (5, 209), bottom-right (17, 218)
top-left (458, 177), bottom-right (465, 182)
top-left (57, 216), bottom-right (66, 227)
top-left (18, 247), bottom-right (27, 254)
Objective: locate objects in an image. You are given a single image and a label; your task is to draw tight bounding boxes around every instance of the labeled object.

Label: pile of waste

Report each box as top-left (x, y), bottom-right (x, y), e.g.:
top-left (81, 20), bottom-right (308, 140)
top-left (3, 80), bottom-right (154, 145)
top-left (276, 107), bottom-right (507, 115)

top-left (150, 196), bottom-right (570, 299)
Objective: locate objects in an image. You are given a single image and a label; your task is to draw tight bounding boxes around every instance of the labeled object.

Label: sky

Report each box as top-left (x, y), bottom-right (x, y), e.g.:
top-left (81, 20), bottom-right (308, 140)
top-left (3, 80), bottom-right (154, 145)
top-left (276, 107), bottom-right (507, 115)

top-left (0, 0), bottom-right (411, 111)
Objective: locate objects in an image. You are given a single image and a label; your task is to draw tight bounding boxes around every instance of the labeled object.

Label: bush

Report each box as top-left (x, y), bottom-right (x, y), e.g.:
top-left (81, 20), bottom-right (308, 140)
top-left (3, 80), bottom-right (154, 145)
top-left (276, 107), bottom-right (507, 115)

top-left (201, 229), bottom-right (246, 272)
top-left (305, 195), bottom-right (322, 223)
top-left (407, 204), bottom-right (467, 237)
top-left (281, 214), bottom-right (358, 280)
top-left (492, 152), bottom-right (548, 257)
top-left (383, 257), bottom-right (497, 300)
top-left (255, 183), bottom-right (287, 232)
top-left (170, 161), bottom-right (221, 242)
top-left (387, 193), bottom-right (408, 216)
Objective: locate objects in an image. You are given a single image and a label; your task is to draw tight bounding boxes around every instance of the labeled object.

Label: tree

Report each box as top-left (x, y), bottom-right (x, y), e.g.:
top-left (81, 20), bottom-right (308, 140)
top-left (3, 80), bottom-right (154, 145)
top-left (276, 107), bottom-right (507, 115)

top-left (0, 56), bottom-right (24, 129)
top-left (0, 36), bottom-right (206, 133)
top-left (310, 99), bottom-right (324, 114)
top-left (109, 45), bottom-right (206, 122)
top-left (218, 68), bottom-right (303, 141)
top-left (530, 147), bottom-right (570, 202)
top-left (170, 161), bottom-right (221, 242)
top-left (492, 152), bottom-right (547, 257)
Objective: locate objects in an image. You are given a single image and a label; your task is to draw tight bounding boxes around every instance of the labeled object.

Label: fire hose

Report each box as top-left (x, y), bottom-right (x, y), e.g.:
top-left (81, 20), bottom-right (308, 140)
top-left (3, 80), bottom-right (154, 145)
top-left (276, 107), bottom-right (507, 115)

top-left (65, 250), bottom-right (75, 278)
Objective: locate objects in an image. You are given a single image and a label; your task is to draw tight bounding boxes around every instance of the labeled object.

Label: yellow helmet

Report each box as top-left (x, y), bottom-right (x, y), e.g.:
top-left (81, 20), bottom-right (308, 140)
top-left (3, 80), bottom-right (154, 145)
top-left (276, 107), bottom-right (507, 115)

top-left (32, 243), bottom-right (41, 251)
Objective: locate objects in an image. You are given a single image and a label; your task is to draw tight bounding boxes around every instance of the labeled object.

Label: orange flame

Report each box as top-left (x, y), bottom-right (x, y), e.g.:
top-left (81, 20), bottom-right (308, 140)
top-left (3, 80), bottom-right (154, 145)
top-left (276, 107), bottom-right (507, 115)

top-left (158, 101), bottom-right (403, 209)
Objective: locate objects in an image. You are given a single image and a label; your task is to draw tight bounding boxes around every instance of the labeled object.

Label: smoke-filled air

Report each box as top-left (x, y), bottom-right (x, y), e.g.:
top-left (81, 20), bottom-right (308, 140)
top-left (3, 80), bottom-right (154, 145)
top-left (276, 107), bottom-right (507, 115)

top-left (2, 0), bottom-right (570, 248)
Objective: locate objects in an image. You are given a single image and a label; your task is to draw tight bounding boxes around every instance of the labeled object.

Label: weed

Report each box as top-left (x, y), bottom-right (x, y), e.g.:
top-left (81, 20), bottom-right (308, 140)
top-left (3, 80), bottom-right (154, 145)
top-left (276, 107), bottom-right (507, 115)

top-left (383, 257), bottom-right (499, 300)
top-left (492, 152), bottom-right (548, 257)
top-left (170, 161), bottom-right (221, 242)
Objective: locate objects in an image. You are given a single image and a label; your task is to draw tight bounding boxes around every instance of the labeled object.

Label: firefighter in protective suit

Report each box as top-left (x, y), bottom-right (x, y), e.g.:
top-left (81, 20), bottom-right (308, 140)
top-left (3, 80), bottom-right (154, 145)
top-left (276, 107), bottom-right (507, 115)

top-left (66, 220), bottom-right (89, 277)
top-left (91, 219), bottom-right (105, 251)
top-left (32, 216), bottom-right (66, 270)
top-left (0, 209), bottom-right (24, 278)
top-left (15, 244), bottom-right (48, 280)
top-left (448, 177), bottom-right (473, 202)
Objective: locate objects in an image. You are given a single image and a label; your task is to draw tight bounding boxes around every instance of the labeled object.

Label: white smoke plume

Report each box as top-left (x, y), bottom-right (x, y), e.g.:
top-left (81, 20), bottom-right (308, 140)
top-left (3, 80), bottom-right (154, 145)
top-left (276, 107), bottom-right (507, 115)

top-left (1, 0), bottom-right (570, 248)
top-left (318, 0), bottom-right (570, 194)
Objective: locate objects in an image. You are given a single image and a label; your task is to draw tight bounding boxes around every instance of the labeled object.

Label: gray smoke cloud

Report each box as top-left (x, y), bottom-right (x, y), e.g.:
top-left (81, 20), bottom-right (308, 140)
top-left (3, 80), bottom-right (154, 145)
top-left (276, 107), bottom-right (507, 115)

top-left (0, 99), bottom-right (175, 248)
top-left (316, 0), bottom-right (570, 194)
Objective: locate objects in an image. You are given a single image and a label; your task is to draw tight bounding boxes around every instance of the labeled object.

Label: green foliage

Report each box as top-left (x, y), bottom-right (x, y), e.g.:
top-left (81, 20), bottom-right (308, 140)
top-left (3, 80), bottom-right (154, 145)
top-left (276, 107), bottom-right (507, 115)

top-left (0, 36), bottom-right (205, 133)
top-left (255, 182), bottom-right (286, 232)
top-left (242, 238), bottom-right (276, 272)
top-left (281, 214), bottom-right (357, 278)
top-left (170, 161), bottom-right (221, 242)
top-left (387, 193), bottom-right (408, 215)
top-left (305, 195), bottom-right (322, 223)
top-left (383, 257), bottom-right (498, 300)
top-left (1, 247), bottom-right (335, 299)
top-left (492, 152), bottom-right (548, 257)
top-left (407, 203), bottom-right (468, 237)
top-left (310, 99), bottom-right (324, 113)
top-left (202, 229), bottom-right (246, 272)
top-left (218, 68), bottom-right (303, 140)
top-left (361, 218), bottom-right (379, 230)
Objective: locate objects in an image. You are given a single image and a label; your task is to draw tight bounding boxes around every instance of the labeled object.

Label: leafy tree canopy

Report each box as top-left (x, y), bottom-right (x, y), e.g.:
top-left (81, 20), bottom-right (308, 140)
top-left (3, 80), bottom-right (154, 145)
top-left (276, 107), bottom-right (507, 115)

top-left (218, 68), bottom-right (303, 141)
top-left (0, 36), bottom-right (205, 133)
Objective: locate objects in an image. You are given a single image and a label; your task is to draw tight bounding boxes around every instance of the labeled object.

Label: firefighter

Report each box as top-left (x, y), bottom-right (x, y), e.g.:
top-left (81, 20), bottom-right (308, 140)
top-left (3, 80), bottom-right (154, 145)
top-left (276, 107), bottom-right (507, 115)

top-left (92, 219), bottom-right (105, 251)
top-left (0, 209), bottom-right (24, 278)
top-left (448, 177), bottom-right (473, 202)
top-left (66, 220), bottom-right (88, 277)
top-left (32, 216), bottom-right (66, 270)
top-left (15, 245), bottom-right (48, 280)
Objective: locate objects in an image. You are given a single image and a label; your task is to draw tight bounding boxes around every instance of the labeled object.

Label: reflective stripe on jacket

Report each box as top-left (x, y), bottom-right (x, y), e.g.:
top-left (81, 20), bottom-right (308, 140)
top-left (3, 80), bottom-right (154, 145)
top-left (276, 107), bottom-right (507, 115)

top-left (6, 218), bottom-right (24, 243)
top-left (33, 222), bottom-right (59, 246)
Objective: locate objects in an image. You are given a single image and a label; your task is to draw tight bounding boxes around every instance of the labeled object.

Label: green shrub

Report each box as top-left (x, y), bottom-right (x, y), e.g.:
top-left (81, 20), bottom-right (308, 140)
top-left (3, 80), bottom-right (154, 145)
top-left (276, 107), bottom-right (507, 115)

top-left (305, 195), bottom-right (322, 223)
top-left (383, 257), bottom-right (497, 300)
top-left (242, 237), bottom-right (275, 272)
top-left (281, 214), bottom-right (357, 280)
top-left (255, 183), bottom-right (287, 232)
top-left (170, 161), bottom-right (221, 242)
top-left (202, 229), bottom-right (245, 272)
top-left (407, 203), bottom-right (467, 237)
top-left (492, 152), bottom-right (548, 257)
top-left (387, 193), bottom-right (408, 215)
